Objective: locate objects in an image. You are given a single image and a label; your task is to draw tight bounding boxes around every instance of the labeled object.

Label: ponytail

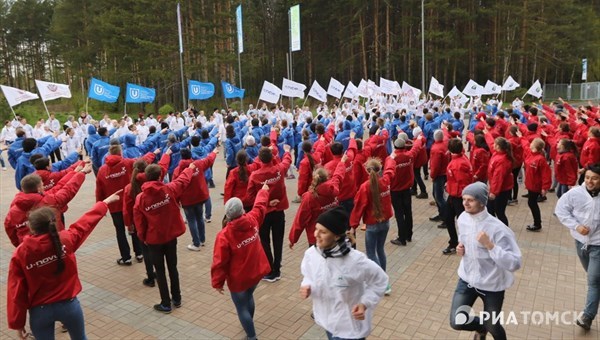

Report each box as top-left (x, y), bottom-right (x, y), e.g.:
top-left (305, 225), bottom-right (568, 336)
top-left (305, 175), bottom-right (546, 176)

top-left (236, 150), bottom-right (248, 182)
top-left (365, 158), bottom-right (384, 221)
top-left (495, 137), bottom-right (514, 164)
top-left (130, 159), bottom-right (148, 200)
top-left (48, 219), bottom-right (65, 274)
top-left (308, 168), bottom-right (328, 197)
top-left (306, 153), bottom-right (316, 171)
top-left (28, 207), bottom-right (65, 275)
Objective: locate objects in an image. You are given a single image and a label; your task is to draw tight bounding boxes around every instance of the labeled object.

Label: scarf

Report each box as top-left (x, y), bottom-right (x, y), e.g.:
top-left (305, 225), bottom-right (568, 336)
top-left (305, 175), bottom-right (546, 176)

top-left (320, 237), bottom-right (351, 258)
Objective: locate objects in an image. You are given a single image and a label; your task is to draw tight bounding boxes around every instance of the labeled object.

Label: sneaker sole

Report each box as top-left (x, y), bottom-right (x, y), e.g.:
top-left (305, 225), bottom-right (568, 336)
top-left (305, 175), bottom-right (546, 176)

top-left (576, 320), bottom-right (591, 331)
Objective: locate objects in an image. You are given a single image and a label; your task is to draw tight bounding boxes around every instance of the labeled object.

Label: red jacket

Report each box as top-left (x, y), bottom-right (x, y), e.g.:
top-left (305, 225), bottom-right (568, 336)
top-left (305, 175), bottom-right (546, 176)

top-left (350, 157), bottom-right (395, 228)
top-left (324, 138), bottom-right (357, 201)
top-left (96, 152), bottom-right (155, 213)
top-left (133, 167), bottom-right (194, 245)
top-left (173, 153), bottom-right (217, 206)
top-left (312, 124), bottom-right (335, 165)
top-left (548, 132), bottom-right (571, 161)
top-left (211, 189), bottom-right (271, 293)
top-left (573, 124), bottom-right (589, 149)
top-left (470, 146), bottom-right (490, 182)
top-left (413, 139), bottom-right (428, 168)
top-left (7, 201), bottom-right (108, 330)
top-left (390, 137), bottom-right (424, 191)
top-left (36, 161), bottom-right (80, 192)
top-left (366, 129), bottom-right (390, 162)
top-left (580, 137), bottom-right (600, 168)
top-left (487, 151), bottom-right (514, 196)
top-left (224, 162), bottom-right (261, 204)
top-left (297, 151), bottom-right (322, 197)
top-left (429, 140), bottom-right (450, 179)
top-left (244, 152), bottom-right (292, 213)
top-left (555, 151), bottom-right (578, 186)
top-left (446, 153), bottom-right (473, 197)
top-left (523, 150), bottom-right (552, 193)
top-left (4, 172), bottom-right (86, 247)
top-left (507, 135), bottom-right (524, 168)
top-left (289, 160), bottom-right (346, 246)
top-left (353, 145), bottom-right (373, 187)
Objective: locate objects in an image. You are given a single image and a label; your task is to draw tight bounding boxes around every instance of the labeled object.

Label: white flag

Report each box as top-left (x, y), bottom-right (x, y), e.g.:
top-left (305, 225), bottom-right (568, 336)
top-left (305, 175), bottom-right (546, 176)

top-left (428, 76), bottom-right (444, 97)
top-left (502, 76), bottom-right (520, 91)
top-left (281, 78), bottom-right (306, 98)
top-left (327, 77), bottom-right (345, 99)
top-left (483, 80), bottom-right (501, 95)
top-left (447, 86), bottom-right (469, 105)
top-left (401, 81), bottom-right (422, 99)
top-left (526, 80), bottom-right (543, 98)
top-left (379, 77), bottom-right (399, 95)
top-left (308, 80), bottom-right (327, 103)
top-left (258, 80), bottom-right (282, 104)
top-left (357, 79), bottom-right (369, 98)
top-left (35, 80), bottom-right (72, 102)
top-left (367, 79), bottom-right (381, 97)
top-left (342, 81), bottom-right (358, 99)
top-left (0, 85), bottom-right (39, 107)
top-left (462, 79), bottom-right (484, 97)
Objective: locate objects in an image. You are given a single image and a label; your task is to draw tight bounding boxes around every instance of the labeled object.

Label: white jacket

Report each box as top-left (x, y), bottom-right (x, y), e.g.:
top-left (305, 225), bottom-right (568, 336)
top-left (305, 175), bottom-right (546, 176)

top-left (555, 185), bottom-right (600, 247)
top-left (300, 247), bottom-right (388, 339)
top-left (457, 210), bottom-right (522, 292)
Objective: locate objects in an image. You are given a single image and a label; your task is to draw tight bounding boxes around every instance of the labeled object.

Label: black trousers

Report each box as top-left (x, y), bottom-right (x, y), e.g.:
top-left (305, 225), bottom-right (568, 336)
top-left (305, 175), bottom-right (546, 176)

top-left (148, 239), bottom-right (180, 306)
top-left (527, 191), bottom-right (542, 227)
top-left (110, 212), bottom-right (142, 260)
top-left (49, 148), bottom-right (62, 162)
top-left (445, 196), bottom-right (464, 248)
top-left (259, 210), bottom-right (285, 275)
top-left (487, 190), bottom-right (510, 227)
top-left (511, 167), bottom-right (521, 200)
top-left (412, 167), bottom-right (427, 193)
top-left (391, 190), bottom-right (413, 241)
top-left (141, 242), bottom-right (155, 281)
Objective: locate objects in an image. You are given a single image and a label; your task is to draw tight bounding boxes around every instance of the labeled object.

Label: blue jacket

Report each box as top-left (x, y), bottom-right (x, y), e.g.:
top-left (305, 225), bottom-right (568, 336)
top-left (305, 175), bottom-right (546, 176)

top-left (225, 136), bottom-right (242, 167)
top-left (120, 133), bottom-right (160, 159)
top-left (335, 121), bottom-right (354, 151)
top-left (281, 127), bottom-right (295, 149)
top-left (245, 144), bottom-right (259, 163)
top-left (91, 136), bottom-right (110, 169)
top-left (85, 125), bottom-right (100, 155)
top-left (14, 138), bottom-right (63, 190)
top-left (192, 136), bottom-right (218, 180)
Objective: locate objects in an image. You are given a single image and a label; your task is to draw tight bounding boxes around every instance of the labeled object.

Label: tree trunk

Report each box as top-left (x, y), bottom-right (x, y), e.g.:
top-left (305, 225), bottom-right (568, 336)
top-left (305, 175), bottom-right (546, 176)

top-left (359, 14), bottom-right (368, 79)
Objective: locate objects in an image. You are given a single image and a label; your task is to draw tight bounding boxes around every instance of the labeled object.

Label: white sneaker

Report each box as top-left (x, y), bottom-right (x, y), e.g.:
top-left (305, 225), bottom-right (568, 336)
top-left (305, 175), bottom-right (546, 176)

top-left (2, 167), bottom-right (6, 171)
top-left (384, 284), bottom-right (392, 296)
top-left (205, 218), bottom-right (211, 223)
top-left (187, 244), bottom-right (201, 251)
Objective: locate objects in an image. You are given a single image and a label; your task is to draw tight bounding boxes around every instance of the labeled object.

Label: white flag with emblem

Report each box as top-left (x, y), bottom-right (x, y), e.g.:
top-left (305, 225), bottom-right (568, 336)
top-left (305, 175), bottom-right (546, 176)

top-left (501, 76), bottom-right (520, 91)
top-left (356, 79), bottom-right (369, 98)
top-left (258, 80), bottom-right (282, 104)
top-left (326, 77), bottom-right (344, 99)
top-left (428, 76), bottom-right (444, 97)
top-left (462, 79), bottom-right (484, 97)
top-left (401, 81), bottom-right (422, 99)
top-left (447, 86), bottom-right (469, 105)
top-left (342, 81), bottom-right (358, 99)
top-left (483, 80), bottom-right (501, 95)
top-left (0, 85), bottom-right (39, 107)
top-left (308, 80), bottom-right (327, 103)
top-left (35, 80), bottom-right (72, 102)
top-left (526, 80), bottom-right (543, 98)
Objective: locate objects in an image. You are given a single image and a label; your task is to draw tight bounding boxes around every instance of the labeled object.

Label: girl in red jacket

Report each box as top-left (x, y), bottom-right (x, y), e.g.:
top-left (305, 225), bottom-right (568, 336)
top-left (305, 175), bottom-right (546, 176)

top-left (224, 150), bottom-right (260, 207)
top-left (471, 134), bottom-right (490, 183)
top-left (554, 139), bottom-right (578, 198)
top-left (7, 191), bottom-right (122, 340)
top-left (507, 126), bottom-right (524, 204)
top-left (485, 134), bottom-right (514, 227)
top-left (212, 185), bottom-right (271, 340)
top-left (579, 127), bottom-right (600, 184)
top-left (294, 141), bottom-right (322, 202)
top-left (289, 155), bottom-right (347, 249)
top-left (522, 138), bottom-right (552, 232)
top-left (350, 153), bottom-right (396, 295)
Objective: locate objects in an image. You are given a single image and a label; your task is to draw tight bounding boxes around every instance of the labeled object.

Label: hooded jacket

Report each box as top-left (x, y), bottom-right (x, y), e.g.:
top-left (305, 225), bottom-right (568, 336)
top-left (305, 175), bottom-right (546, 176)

top-left (446, 153), bottom-right (474, 197)
top-left (224, 162), bottom-right (261, 205)
top-left (324, 138), bottom-right (357, 201)
top-left (84, 125), bottom-right (100, 155)
top-left (350, 157), bottom-right (396, 227)
top-left (580, 137), bottom-right (600, 168)
top-left (173, 153), bottom-right (217, 206)
top-left (244, 152), bottom-right (292, 212)
top-left (390, 137), bottom-right (424, 191)
top-left (14, 138), bottom-right (63, 190)
top-left (555, 151), bottom-right (578, 186)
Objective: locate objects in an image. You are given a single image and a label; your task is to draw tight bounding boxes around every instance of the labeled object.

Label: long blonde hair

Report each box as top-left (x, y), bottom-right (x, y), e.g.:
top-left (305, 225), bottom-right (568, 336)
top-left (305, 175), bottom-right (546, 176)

top-left (365, 158), bottom-right (384, 221)
top-left (308, 167), bottom-right (328, 197)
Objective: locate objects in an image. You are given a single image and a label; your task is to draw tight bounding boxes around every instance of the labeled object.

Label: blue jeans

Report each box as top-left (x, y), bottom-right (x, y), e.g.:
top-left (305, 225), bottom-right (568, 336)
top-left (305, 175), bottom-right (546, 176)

top-left (204, 196), bottom-right (212, 220)
top-left (230, 285), bottom-right (257, 340)
top-left (576, 240), bottom-right (600, 320)
top-left (365, 221), bottom-right (389, 271)
top-left (183, 202), bottom-right (205, 246)
top-left (326, 331), bottom-right (364, 340)
top-left (557, 183), bottom-right (569, 198)
top-left (432, 175), bottom-right (447, 219)
top-left (449, 278), bottom-right (506, 340)
top-left (29, 297), bottom-right (86, 340)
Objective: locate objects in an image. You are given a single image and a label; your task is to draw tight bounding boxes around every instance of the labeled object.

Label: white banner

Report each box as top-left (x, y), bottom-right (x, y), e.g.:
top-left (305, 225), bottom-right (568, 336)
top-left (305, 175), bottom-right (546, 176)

top-left (526, 80), bottom-right (543, 98)
top-left (327, 77), bottom-right (345, 99)
top-left (483, 80), bottom-right (501, 95)
top-left (0, 85), bottom-right (39, 107)
top-left (447, 86), bottom-right (469, 105)
top-left (428, 76), bottom-right (444, 97)
top-left (401, 81), bottom-right (422, 99)
top-left (379, 77), bottom-right (400, 95)
top-left (502, 76), bottom-right (520, 91)
top-left (35, 80), bottom-right (72, 102)
top-left (367, 79), bottom-right (381, 97)
top-left (357, 79), bottom-right (369, 98)
top-left (289, 5), bottom-right (301, 52)
top-left (308, 80), bottom-right (327, 103)
top-left (462, 79), bottom-right (484, 97)
top-left (258, 80), bottom-right (282, 104)
top-left (281, 78), bottom-right (306, 98)
top-left (342, 81), bottom-right (358, 99)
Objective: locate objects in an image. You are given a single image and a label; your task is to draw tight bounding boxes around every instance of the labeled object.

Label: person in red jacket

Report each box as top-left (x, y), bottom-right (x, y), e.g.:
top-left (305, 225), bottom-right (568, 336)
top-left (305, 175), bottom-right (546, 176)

top-left (243, 144), bottom-right (292, 282)
top-left (5, 165), bottom-right (90, 247)
top-left (579, 127), bottom-right (600, 184)
top-left (289, 155), bottom-right (347, 249)
top-left (7, 190), bottom-right (121, 340)
top-left (353, 139), bottom-right (372, 189)
top-left (324, 133), bottom-right (357, 223)
top-left (429, 130), bottom-right (450, 225)
top-left (133, 161), bottom-right (196, 313)
top-left (555, 139), bottom-right (579, 198)
top-left (389, 135), bottom-right (424, 246)
top-left (350, 153), bottom-right (396, 295)
top-left (96, 143), bottom-right (159, 265)
top-left (224, 150), bottom-right (261, 207)
top-left (471, 134), bottom-right (490, 183)
top-left (506, 126), bottom-right (524, 205)
top-left (211, 184), bottom-right (271, 340)
top-left (443, 139), bottom-right (473, 255)
top-left (485, 133), bottom-right (514, 227)
top-left (294, 140), bottom-right (323, 203)
top-left (411, 127), bottom-right (429, 199)
top-left (30, 154), bottom-right (82, 192)
top-left (522, 138), bottom-right (552, 232)
top-left (173, 148), bottom-right (217, 251)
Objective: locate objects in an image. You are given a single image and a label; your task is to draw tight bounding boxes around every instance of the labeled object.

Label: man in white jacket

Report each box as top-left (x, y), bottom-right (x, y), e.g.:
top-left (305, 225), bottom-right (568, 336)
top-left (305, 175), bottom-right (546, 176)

top-left (449, 182), bottom-right (522, 340)
top-left (299, 206), bottom-right (388, 340)
top-left (555, 164), bottom-right (600, 331)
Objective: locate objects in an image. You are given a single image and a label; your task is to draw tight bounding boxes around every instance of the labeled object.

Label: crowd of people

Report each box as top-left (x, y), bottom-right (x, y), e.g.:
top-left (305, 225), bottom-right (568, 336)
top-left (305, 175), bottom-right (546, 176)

top-left (2, 93), bottom-right (600, 339)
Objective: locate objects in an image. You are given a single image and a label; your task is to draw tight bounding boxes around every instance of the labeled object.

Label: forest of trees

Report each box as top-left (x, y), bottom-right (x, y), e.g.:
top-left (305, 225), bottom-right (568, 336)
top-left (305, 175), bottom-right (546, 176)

top-left (1, 0), bottom-right (599, 116)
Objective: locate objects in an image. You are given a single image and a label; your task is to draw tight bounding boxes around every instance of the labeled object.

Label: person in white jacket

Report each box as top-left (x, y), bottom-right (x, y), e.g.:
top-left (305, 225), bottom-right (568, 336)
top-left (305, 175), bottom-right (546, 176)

top-left (555, 164), bottom-right (600, 331)
top-left (449, 182), bottom-right (521, 340)
top-left (299, 206), bottom-right (388, 340)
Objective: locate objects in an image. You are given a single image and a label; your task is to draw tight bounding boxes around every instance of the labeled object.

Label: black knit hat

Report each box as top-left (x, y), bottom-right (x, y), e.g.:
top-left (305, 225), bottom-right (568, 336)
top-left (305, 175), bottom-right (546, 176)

top-left (316, 206), bottom-right (348, 235)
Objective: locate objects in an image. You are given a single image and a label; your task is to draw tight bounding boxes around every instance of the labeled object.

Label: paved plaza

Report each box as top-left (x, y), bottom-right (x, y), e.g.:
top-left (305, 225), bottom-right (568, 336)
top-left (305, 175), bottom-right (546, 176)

top-left (0, 151), bottom-right (598, 339)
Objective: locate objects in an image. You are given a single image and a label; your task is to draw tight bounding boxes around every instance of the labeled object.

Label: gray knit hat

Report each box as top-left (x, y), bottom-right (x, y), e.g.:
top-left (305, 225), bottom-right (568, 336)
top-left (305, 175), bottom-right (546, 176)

top-left (394, 138), bottom-right (406, 149)
top-left (398, 132), bottom-right (409, 141)
top-left (224, 197), bottom-right (244, 220)
top-left (462, 182), bottom-right (489, 206)
top-left (434, 129), bottom-right (444, 141)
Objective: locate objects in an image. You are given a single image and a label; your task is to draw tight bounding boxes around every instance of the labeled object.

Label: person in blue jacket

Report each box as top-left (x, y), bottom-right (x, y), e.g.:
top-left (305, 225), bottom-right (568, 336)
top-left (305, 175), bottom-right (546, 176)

top-left (8, 128), bottom-right (27, 169)
top-left (225, 125), bottom-right (241, 179)
top-left (85, 125), bottom-right (100, 156)
top-left (119, 133), bottom-right (161, 159)
top-left (14, 137), bottom-right (63, 190)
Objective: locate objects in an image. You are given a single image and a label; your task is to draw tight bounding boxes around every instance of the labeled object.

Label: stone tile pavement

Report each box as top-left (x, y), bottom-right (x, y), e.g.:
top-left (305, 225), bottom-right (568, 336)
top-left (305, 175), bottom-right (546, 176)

top-left (0, 153), bottom-right (598, 339)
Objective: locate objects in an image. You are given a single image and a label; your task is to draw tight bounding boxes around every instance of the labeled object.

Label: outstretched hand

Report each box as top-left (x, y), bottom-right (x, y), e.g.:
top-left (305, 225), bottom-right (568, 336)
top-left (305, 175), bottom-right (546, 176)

top-left (104, 189), bottom-right (123, 204)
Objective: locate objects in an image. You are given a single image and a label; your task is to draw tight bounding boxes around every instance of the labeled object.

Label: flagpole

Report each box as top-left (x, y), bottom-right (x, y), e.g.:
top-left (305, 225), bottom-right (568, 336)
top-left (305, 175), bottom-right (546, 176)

top-left (177, 3), bottom-right (186, 111)
top-left (302, 97), bottom-right (308, 108)
top-left (85, 95), bottom-right (89, 114)
top-left (9, 105), bottom-right (17, 119)
top-left (41, 99), bottom-right (51, 119)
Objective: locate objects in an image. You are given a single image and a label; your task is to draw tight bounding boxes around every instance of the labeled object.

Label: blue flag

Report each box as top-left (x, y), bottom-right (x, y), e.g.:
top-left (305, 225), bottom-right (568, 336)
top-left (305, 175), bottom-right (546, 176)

top-left (125, 83), bottom-right (155, 103)
top-left (188, 80), bottom-right (215, 100)
top-left (88, 78), bottom-right (120, 103)
top-left (221, 81), bottom-right (245, 99)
